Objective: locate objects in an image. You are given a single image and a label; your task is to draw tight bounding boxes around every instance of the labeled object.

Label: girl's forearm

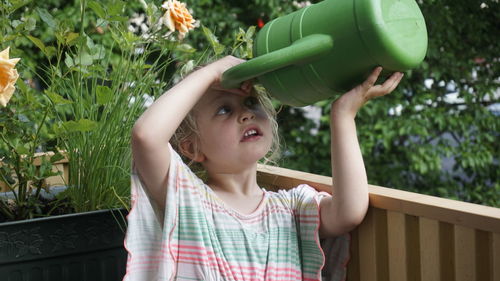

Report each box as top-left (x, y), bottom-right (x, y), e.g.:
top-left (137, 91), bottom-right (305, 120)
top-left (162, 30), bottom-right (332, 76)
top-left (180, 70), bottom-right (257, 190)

top-left (132, 67), bottom-right (216, 144)
top-left (330, 113), bottom-right (369, 225)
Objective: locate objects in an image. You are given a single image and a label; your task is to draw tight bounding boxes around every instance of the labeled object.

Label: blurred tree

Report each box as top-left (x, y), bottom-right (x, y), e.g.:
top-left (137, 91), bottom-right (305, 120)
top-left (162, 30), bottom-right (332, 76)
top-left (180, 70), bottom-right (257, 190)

top-left (186, 0), bottom-right (500, 207)
top-left (274, 0), bottom-right (499, 206)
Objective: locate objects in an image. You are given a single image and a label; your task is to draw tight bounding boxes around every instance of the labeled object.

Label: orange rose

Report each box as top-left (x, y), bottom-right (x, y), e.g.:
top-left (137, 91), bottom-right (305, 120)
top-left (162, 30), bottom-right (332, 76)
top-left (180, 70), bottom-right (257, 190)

top-left (0, 47), bottom-right (21, 107)
top-left (160, 0), bottom-right (196, 39)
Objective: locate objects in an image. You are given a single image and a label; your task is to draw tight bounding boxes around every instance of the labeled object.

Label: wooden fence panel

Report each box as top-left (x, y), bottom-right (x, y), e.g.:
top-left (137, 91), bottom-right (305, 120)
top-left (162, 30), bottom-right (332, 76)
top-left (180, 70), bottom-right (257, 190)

top-left (455, 225), bottom-right (476, 281)
top-left (493, 233), bottom-right (500, 281)
top-left (255, 164), bottom-right (500, 281)
top-left (7, 159), bottom-right (496, 280)
top-left (387, 211), bottom-right (407, 281)
top-left (419, 217), bottom-right (440, 281)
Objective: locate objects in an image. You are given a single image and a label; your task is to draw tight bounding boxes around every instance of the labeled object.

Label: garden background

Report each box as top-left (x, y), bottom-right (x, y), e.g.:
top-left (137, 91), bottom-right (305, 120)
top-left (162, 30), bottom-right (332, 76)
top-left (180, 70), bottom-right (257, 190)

top-left (1, 0), bottom-right (498, 213)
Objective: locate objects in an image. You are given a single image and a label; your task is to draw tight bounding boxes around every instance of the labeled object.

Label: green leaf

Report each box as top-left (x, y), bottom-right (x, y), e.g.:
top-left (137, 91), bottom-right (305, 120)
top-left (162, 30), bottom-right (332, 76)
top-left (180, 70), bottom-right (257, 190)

top-left (24, 16), bottom-right (36, 31)
top-left (15, 144), bottom-right (29, 155)
top-left (176, 44), bottom-right (196, 53)
top-left (9, 0), bottom-right (32, 13)
top-left (109, 0), bottom-right (125, 16)
top-left (65, 32), bottom-right (80, 45)
top-left (35, 8), bottom-right (57, 29)
top-left (86, 35), bottom-right (95, 50)
top-left (96, 86), bottom-right (113, 105)
top-left (45, 46), bottom-right (57, 58)
top-left (12, 19), bottom-right (23, 29)
top-left (50, 152), bottom-right (65, 163)
top-left (108, 16), bottom-right (128, 22)
top-left (88, 1), bottom-right (106, 18)
top-left (62, 119), bottom-right (97, 132)
top-left (89, 44), bottom-right (106, 60)
top-left (245, 26), bottom-right (256, 41)
top-left (45, 90), bottom-right (73, 105)
top-left (64, 54), bottom-right (74, 68)
top-left (76, 51), bottom-right (93, 66)
top-left (202, 26), bottom-right (225, 55)
top-left (16, 78), bottom-right (29, 94)
top-left (26, 35), bottom-right (46, 54)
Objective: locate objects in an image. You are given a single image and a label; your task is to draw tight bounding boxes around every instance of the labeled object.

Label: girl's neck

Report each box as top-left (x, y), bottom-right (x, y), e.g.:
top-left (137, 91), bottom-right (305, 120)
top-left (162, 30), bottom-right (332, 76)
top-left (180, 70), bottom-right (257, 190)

top-left (206, 165), bottom-right (261, 196)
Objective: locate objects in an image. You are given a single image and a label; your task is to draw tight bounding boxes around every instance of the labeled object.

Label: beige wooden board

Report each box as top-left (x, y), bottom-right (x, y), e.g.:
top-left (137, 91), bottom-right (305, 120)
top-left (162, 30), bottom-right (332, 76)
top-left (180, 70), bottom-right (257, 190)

top-left (419, 217), bottom-right (440, 281)
top-left (494, 233), bottom-right (500, 281)
top-left (439, 222), bottom-right (456, 281)
top-left (358, 208), bottom-right (377, 281)
top-left (374, 209), bottom-right (389, 281)
top-left (406, 215), bottom-right (421, 281)
top-left (387, 211), bottom-right (407, 281)
top-left (44, 163), bottom-right (67, 187)
top-left (257, 164), bottom-right (500, 233)
top-left (347, 228), bottom-right (361, 281)
top-left (454, 225), bottom-right (476, 281)
top-left (475, 230), bottom-right (493, 281)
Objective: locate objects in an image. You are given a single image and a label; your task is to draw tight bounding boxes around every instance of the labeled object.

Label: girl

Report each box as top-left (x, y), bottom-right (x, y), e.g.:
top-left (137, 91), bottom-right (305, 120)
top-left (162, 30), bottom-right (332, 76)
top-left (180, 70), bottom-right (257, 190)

top-left (124, 56), bottom-right (403, 281)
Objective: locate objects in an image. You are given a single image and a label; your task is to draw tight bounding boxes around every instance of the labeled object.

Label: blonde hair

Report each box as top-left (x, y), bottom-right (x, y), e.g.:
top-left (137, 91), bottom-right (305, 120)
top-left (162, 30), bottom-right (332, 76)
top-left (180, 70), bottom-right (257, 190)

top-left (170, 83), bottom-right (281, 170)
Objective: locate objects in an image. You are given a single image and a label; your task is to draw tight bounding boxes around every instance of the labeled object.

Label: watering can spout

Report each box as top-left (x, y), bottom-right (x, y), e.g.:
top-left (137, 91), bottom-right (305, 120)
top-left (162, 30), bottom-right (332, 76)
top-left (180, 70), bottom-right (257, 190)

top-left (221, 34), bottom-right (334, 89)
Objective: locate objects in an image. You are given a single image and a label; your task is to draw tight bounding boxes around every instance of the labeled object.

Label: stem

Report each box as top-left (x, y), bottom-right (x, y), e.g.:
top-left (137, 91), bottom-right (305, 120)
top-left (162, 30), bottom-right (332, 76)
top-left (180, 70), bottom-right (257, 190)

top-left (0, 171), bottom-right (16, 195)
top-left (78, 0), bottom-right (87, 120)
top-left (30, 107), bottom-right (50, 155)
top-left (0, 134), bottom-right (20, 202)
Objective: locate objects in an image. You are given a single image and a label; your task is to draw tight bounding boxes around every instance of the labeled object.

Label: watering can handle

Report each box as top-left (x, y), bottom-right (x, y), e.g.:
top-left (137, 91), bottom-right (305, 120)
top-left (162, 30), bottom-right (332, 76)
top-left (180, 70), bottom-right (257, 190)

top-left (221, 34), bottom-right (334, 89)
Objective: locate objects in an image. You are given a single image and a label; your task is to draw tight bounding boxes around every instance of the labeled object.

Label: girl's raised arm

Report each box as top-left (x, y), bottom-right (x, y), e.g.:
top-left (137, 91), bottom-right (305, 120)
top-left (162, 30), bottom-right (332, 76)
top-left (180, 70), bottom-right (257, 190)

top-left (319, 68), bottom-right (404, 237)
top-left (131, 56), bottom-right (245, 211)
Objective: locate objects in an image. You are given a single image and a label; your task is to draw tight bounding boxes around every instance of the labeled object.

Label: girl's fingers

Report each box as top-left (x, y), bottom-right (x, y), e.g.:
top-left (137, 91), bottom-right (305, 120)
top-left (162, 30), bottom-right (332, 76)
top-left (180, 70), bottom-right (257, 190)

top-left (211, 83), bottom-right (251, 96)
top-left (240, 80), bottom-right (254, 93)
top-left (362, 66), bottom-right (383, 89)
top-left (386, 72), bottom-right (404, 93)
top-left (369, 72), bottom-right (404, 98)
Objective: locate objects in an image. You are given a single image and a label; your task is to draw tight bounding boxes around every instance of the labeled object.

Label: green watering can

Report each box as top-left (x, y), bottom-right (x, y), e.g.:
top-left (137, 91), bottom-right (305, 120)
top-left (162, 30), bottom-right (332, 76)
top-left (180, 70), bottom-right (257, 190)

top-left (221, 0), bottom-right (428, 106)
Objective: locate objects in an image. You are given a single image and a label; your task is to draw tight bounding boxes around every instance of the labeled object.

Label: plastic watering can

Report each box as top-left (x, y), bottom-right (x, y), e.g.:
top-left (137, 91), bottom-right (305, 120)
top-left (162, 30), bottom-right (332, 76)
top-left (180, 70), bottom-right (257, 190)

top-left (221, 0), bottom-right (428, 106)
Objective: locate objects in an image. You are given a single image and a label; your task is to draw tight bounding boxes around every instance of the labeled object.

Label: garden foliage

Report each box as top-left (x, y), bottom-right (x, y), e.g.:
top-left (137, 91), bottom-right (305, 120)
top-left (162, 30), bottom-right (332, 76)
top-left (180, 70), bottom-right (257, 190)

top-left (1, 0), bottom-right (498, 221)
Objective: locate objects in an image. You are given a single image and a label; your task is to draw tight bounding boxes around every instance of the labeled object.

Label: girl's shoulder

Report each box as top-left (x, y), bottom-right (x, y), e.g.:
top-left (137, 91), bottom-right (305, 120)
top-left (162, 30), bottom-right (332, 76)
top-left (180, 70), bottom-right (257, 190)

top-left (270, 184), bottom-right (322, 199)
top-left (265, 184), bottom-right (328, 209)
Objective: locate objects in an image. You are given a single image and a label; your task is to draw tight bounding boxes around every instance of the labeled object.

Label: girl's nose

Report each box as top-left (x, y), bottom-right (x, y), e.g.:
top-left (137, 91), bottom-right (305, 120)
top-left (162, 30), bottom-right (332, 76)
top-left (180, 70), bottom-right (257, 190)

top-left (239, 109), bottom-right (255, 123)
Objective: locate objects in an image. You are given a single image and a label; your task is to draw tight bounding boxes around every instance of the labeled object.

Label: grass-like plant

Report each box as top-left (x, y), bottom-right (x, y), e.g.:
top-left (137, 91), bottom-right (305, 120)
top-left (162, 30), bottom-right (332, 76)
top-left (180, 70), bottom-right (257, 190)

top-left (41, 0), bottom-right (191, 213)
top-left (1, 0), bottom-right (198, 218)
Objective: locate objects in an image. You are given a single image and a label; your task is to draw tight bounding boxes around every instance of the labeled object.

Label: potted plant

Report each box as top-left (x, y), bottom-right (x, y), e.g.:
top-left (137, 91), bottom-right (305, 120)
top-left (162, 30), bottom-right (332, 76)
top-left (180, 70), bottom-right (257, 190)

top-left (0, 0), bottom-right (198, 279)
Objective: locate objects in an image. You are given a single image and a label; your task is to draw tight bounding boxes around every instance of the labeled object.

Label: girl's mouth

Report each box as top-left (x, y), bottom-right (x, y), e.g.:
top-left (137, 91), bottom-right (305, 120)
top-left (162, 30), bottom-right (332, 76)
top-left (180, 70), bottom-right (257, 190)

top-left (241, 127), bottom-right (262, 141)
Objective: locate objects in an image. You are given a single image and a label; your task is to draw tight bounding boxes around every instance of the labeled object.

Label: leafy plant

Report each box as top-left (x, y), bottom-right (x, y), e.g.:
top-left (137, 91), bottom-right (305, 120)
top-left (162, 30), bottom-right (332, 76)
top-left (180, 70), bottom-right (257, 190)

top-left (0, 0), bottom-right (198, 219)
top-left (0, 78), bottom-right (66, 221)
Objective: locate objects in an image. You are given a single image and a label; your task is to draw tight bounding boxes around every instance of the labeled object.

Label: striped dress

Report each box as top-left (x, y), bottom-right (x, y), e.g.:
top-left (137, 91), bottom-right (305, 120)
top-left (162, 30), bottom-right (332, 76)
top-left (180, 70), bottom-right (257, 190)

top-left (123, 145), bottom-right (349, 281)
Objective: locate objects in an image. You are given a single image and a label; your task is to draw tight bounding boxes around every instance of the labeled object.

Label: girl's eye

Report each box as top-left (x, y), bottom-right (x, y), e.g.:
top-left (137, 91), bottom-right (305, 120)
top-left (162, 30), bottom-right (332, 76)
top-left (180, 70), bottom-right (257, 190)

top-left (244, 96), bottom-right (259, 109)
top-left (216, 105), bottom-right (231, 115)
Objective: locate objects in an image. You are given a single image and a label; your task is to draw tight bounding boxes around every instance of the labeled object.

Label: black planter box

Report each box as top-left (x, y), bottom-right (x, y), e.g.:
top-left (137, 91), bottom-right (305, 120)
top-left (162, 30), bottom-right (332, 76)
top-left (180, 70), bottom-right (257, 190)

top-left (0, 208), bottom-right (128, 281)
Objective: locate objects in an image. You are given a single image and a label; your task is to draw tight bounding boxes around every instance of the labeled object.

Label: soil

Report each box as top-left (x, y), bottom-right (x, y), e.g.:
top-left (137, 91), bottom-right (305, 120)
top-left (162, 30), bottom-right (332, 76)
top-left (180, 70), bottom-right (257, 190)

top-left (0, 196), bottom-right (75, 223)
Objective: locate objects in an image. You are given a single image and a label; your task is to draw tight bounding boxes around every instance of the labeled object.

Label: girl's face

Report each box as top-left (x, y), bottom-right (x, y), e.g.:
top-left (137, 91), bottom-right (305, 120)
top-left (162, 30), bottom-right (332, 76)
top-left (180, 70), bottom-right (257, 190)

top-left (189, 88), bottom-right (273, 173)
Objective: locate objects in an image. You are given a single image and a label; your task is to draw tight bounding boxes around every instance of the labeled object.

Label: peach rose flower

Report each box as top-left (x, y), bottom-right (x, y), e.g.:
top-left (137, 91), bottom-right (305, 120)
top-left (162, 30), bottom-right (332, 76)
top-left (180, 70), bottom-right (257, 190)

top-left (0, 47), bottom-right (21, 107)
top-left (160, 0), bottom-right (196, 39)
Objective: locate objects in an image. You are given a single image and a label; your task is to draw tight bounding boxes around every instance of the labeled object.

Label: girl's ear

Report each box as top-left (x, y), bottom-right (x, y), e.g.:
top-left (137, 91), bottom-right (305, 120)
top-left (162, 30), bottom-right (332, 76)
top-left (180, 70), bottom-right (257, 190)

top-left (179, 138), bottom-right (205, 163)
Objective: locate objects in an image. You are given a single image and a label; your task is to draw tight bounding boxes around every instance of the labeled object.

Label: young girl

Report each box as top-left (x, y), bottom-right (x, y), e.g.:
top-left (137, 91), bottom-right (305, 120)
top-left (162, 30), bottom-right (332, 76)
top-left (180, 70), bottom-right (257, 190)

top-left (123, 56), bottom-right (403, 281)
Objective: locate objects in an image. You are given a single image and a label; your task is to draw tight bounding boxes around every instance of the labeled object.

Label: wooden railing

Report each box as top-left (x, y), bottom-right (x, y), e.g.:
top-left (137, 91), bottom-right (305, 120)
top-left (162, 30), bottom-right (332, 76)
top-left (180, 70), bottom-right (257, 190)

top-left (257, 164), bottom-right (500, 281)
top-left (3, 155), bottom-right (499, 280)
top-left (0, 152), bottom-right (68, 192)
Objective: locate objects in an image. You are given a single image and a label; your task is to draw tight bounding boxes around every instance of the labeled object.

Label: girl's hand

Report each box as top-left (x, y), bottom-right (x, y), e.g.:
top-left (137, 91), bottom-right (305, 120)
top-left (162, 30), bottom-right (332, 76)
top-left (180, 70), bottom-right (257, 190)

top-left (206, 55), bottom-right (253, 96)
top-left (206, 56), bottom-right (245, 84)
top-left (332, 67), bottom-right (404, 119)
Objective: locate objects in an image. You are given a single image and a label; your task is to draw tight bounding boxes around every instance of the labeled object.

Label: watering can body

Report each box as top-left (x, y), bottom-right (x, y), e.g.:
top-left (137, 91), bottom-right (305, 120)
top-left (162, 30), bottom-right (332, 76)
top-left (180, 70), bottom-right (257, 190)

top-left (221, 0), bottom-right (428, 106)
